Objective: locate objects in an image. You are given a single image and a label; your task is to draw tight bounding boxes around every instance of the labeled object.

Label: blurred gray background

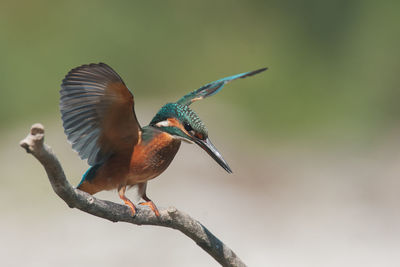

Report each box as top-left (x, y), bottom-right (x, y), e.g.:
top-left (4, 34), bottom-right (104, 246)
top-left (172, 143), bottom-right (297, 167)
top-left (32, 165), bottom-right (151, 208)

top-left (2, 0), bottom-right (400, 266)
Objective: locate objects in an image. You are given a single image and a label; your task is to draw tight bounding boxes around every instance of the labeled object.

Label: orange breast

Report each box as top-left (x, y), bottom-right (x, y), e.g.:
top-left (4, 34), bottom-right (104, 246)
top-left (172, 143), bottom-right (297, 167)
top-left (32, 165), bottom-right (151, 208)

top-left (127, 131), bottom-right (181, 184)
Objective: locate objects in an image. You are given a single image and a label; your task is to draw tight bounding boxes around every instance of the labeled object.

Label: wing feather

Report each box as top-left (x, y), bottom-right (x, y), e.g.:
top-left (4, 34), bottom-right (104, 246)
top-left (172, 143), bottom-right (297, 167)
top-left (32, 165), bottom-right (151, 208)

top-left (177, 67), bottom-right (267, 106)
top-left (60, 63), bottom-right (140, 165)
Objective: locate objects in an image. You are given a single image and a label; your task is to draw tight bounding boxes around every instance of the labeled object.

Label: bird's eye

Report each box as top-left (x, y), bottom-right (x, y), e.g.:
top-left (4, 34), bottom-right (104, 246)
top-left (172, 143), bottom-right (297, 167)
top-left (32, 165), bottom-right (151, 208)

top-left (184, 123), bottom-right (195, 135)
top-left (184, 123), bottom-right (192, 132)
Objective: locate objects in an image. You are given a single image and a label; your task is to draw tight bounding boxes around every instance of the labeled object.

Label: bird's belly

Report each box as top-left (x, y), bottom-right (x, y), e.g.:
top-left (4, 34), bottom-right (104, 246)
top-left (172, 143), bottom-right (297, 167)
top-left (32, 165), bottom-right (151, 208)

top-left (127, 134), bottom-right (181, 184)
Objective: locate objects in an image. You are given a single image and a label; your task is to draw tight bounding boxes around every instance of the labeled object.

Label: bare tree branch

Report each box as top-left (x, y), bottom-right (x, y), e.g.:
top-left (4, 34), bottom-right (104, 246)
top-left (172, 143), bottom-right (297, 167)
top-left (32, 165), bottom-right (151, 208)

top-left (19, 123), bottom-right (246, 267)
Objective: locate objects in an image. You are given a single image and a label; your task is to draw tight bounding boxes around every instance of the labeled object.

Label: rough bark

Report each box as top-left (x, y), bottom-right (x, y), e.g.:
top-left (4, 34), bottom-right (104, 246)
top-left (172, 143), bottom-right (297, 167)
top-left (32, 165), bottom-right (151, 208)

top-left (19, 123), bottom-right (246, 267)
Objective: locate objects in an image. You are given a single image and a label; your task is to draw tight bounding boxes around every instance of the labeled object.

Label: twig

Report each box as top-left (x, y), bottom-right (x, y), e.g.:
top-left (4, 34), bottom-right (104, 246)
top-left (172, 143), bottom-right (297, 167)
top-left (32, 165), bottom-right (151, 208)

top-left (19, 123), bottom-right (246, 267)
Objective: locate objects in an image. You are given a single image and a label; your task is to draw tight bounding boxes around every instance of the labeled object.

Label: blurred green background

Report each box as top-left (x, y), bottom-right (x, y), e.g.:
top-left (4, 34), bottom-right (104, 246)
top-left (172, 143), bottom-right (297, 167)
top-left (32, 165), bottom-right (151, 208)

top-left (1, 0), bottom-right (399, 143)
top-left (2, 1), bottom-right (400, 266)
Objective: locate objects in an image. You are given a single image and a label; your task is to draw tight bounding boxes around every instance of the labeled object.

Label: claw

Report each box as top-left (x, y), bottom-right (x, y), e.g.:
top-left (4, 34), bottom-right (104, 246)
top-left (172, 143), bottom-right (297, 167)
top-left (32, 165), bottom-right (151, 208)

top-left (125, 201), bottom-right (137, 217)
top-left (139, 201), bottom-right (160, 217)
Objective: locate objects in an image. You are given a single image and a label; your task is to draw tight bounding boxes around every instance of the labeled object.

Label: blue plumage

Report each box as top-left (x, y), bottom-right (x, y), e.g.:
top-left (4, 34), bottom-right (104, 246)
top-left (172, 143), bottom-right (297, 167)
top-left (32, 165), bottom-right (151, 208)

top-left (177, 67), bottom-right (267, 106)
top-left (77, 164), bottom-right (102, 187)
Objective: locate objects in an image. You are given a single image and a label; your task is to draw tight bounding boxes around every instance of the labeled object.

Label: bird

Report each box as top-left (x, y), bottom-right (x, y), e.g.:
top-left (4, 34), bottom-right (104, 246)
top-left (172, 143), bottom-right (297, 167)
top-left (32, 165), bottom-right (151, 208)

top-left (60, 63), bottom-right (267, 217)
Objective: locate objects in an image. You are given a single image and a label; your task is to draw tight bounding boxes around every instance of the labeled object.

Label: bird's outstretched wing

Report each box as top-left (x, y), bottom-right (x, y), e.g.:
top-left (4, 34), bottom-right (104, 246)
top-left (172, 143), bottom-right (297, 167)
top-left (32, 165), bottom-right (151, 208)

top-left (176, 67), bottom-right (267, 106)
top-left (60, 63), bottom-right (141, 166)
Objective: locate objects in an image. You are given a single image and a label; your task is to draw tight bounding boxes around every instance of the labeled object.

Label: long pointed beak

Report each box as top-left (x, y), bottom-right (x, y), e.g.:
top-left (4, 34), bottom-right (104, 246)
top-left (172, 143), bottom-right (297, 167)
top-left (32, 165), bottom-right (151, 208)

top-left (193, 137), bottom-right (232, 173)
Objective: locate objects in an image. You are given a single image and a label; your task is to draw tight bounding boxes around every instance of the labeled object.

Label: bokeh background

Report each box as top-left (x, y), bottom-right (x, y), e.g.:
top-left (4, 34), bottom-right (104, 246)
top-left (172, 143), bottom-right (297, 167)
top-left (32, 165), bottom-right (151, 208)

top-left (1, 1), bottom-right (400, 266)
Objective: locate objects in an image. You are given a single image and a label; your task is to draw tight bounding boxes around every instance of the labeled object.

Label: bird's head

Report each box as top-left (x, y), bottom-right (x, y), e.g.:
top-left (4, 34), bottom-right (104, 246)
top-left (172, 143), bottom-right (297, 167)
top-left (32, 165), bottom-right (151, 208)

top-left (149, 67), bottom-right (267, 174)
top-left (150, 102), bottom-right (232, 173)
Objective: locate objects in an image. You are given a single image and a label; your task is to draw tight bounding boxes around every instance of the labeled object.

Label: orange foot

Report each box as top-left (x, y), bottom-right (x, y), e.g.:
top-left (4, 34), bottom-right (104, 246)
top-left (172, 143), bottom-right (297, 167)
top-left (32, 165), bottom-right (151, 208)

top-left (139, 201), bottom-right (160, 217)
top-left (118, 185), bottom-right (137, 217)
top-left (125, 200), bottom-right (137, 217)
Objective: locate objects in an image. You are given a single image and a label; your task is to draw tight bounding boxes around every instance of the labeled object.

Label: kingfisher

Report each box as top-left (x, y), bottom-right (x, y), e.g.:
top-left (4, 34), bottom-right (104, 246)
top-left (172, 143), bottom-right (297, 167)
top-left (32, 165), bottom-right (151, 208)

top-left (60, 63), bottom-right (266, 216)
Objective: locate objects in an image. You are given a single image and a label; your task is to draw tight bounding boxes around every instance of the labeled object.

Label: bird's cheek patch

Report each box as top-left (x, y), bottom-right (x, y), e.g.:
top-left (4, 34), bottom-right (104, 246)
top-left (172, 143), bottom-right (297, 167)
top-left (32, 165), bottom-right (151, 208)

top-left (155, 120), bottom-right (171, 127)
top-left (167, 118), bottom-right (188, 134)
